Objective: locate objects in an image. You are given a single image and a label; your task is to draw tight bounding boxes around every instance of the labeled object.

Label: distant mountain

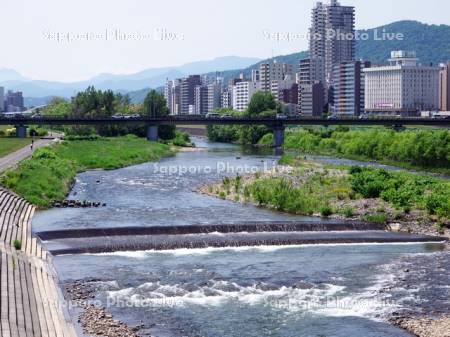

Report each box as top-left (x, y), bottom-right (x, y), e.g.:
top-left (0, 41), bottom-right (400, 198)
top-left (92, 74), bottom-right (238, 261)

top-left (24, 96), bottom-right (57, 108)
top-left (0, 56), bottom-right (261, 102)
top-left (0, 69), bottom-right (29, 82)
top-left (9, 20), bottom-right (450, 105)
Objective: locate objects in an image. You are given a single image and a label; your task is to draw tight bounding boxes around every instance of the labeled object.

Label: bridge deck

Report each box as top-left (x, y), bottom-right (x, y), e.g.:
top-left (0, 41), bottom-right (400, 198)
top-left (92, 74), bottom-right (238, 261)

top-left (1, 116), bottom-right (449, 127)
top-left (0, 187), bottom-right (77, 337)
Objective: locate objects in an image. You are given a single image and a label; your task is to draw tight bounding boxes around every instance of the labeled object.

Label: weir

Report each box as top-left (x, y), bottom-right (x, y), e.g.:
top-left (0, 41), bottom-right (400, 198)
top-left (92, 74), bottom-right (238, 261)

top-left (36, 221), bottom-right (387, 240)
top-left (45, 231), bottom-right (445, 256)
top-left (36, 221), bottom-right (446, 256)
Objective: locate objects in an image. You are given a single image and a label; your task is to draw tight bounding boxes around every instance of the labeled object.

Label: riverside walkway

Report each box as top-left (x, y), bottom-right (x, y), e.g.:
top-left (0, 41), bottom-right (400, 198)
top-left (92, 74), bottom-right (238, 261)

top-left (0, 137), bottom-right (58, 174)
top-left (0, 186), bottom-right (77, 337)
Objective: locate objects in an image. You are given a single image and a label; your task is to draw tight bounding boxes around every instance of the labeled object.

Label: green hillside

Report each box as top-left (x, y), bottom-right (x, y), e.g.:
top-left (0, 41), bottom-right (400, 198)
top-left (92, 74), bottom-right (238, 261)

top-left (356, 20), bottom-right (450, 65)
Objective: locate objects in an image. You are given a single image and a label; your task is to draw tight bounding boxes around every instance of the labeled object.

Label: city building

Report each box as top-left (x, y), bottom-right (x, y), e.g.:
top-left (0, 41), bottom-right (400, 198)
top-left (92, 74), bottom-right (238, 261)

top-left (259, 61), bottom-right (293, 92)
top-left (439, 62), bottom-right (450, 111)
top-left (309, 0), bottom-right (355, 85)
top-left (180, 75), bottom-right (202, 114)
top-left (364, 51), bottom-right (440, 115)
top-left (332, 60), bottom-right (371, 116)
top-left (164, 79), bottom-right (181, 115)
top-left (298, 58), bottom-right (326, 115)
top-left (5, 90), bottom-right (25, 112)
top-left (251, 69), bottom-right (260, 82)
top-left (300, 82), bottom-right (325, 116)
top-left (0, 87), bottom-right (4, 112)
top-left (222, 89), bottom-right (232, 109)
top-left (279, 83), bottom-right (299, 115)
top-left (270, 75), bottom-right (296, 102)
top-left (206, 83), bottom-right (222, 113)
top-left (299, 57), bottom-right (326, 85)
top-left (194, 85), bottom-right (209, 115)
top-left (232, 81), bottom-right (260, 111)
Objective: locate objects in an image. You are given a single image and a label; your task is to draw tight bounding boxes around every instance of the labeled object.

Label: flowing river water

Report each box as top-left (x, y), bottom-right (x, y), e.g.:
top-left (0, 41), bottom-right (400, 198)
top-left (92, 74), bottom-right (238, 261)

top-left (33, 137), bottom-right (448, 337)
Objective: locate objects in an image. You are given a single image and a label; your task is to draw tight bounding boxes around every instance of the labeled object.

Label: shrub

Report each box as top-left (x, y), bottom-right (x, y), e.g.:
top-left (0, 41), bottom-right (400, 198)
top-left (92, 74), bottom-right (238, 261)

top-left (320, 205), bottom-right (333, 217)
top-left (364, 213), bottom-right (388, 225)
top-left (343, 207), bottom-right (355, 218)
top-left (13, 240), bottom-right (22, 250)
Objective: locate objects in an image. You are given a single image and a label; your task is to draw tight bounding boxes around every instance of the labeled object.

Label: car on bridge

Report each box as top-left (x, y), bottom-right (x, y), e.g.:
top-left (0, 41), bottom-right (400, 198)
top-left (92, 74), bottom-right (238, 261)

top-left (205, 113), bottom-right (220, 119)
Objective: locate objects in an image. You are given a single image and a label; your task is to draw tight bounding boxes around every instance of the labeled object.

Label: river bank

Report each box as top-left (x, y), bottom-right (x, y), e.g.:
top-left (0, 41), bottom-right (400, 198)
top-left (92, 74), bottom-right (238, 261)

top-left (0, 135), bottom-right (174, 207)
top-left (198, 157), bottom-right (450, 239)
top-left (258, 127), bottom-right (450, 176)
top-left (34, 136), bottom-right (450, 337)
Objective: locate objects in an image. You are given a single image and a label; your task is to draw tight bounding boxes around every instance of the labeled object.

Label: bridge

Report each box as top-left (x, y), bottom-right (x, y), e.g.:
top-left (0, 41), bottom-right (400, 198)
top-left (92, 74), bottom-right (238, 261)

top-left (1, 115), bottom-right (449, 148)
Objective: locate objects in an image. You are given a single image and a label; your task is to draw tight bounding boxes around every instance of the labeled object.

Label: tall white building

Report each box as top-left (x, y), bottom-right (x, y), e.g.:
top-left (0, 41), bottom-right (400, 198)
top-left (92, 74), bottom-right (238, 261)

top-left (364, 51), bottom-right (440, 115)
top-left (164, 79), bottom-right (181, 115)
top-left (232, 81), bottom-right (260, 111)
top-left (0, 87), bottom-right (4, 112)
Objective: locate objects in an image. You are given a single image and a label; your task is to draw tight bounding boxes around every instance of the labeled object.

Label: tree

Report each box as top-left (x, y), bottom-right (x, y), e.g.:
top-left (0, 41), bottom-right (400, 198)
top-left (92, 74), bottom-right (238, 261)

top-left (246, 91), bottom-right (277, 117)
top-left (240, 92), bottom-right (277, 145)
top-left (143, 90), bottom-right (175, 140)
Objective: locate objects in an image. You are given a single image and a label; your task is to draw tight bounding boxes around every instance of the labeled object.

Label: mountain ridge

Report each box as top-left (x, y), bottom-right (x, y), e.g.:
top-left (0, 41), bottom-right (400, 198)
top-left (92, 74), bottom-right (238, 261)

top-left (1, 20), bottom-right (448, 105)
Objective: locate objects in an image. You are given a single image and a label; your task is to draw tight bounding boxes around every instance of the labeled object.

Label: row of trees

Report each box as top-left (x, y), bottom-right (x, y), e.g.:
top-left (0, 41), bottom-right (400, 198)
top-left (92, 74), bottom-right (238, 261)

top-left (206, 92), bottom-right (280, 145)
top-left (283, 127), bottom-right (450, 169)
top-left (43, 87), bottom-right (175, 139)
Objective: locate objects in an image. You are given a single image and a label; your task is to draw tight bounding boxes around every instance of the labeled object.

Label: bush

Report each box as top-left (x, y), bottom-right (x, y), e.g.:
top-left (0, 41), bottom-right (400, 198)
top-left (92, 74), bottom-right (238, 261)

top-left (364, 213), bottom-right (388, 225)
top-left (343, 207), bottom-right (355, 218)
top-left (350, 168), bottom-right (391, 198)
top-left (320, 205), bottom-right (333, 217)
top-left (13, 240), bottom-right (22, 250)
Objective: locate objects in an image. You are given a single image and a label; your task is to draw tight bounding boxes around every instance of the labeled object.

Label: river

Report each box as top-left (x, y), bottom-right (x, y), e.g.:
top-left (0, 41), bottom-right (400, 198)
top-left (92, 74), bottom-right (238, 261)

top-left (34, 137), bottom-right (448, 337)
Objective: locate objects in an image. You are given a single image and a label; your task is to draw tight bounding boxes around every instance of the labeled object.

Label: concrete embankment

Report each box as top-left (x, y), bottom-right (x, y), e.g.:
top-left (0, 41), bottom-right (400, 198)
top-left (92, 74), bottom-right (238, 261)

top-left (0, 186), bottom-right (77, 337)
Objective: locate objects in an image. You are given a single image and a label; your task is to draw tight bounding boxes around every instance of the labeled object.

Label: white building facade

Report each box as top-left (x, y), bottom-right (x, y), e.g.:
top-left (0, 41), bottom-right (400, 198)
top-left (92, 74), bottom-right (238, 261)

top-left (364, 51), bottom-right (440, 115)
top-left (232, 81), bottom-right (260, 111)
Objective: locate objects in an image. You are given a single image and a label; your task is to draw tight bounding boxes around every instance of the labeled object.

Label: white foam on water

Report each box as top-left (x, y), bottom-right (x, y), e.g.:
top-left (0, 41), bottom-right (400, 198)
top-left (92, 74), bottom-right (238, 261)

top-left (106, 280), bottom-right (346, 311)
top-left (84, 241), bottom-right (438, 259)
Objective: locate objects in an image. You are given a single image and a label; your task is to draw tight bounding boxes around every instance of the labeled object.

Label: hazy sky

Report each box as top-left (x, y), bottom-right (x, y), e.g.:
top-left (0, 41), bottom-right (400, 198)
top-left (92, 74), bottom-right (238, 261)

top-left (0, 0), bottom-right (448, 82)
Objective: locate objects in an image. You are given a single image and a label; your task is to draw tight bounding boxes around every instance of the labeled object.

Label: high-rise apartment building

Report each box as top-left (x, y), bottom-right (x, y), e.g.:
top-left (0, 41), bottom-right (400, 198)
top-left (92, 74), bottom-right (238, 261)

top-left (259, 61), bottom-right (293, 92)
top-left (364, 51), bottom-right (440, 115)
top-left (180, 75), bottom-right (202, 114)
top-left (439, 62), bottom-right (450, 111)
top-left (309, 0), bottom-right (355, 85)
top-left (164, 79), bottom-right (181, 115)
top-left (232, 81), bottom-right (260, 111)
top-left (300, 82), bottom-right (325, 116)
top-left (0, 87), bottom-right (4, 112)
top-left (332, 60), bottom-right (371, 116)
top-left (5, 90), bottom-right (25, 112)
top-left (298, 58), bottom-right (325, 115)
top-left (194, 85), bottom-right (209, 115)
top-left (206, 83), bottom-right (222, 113)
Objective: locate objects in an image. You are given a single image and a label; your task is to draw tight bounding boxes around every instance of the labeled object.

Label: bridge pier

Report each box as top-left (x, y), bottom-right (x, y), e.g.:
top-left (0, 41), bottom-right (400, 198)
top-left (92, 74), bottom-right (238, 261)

top-left (15, 125), bottom-right (27, 138)
top-left (272, 125), bottom-right (285, 150)
top-left (146, 125), bottom-right (158, 141)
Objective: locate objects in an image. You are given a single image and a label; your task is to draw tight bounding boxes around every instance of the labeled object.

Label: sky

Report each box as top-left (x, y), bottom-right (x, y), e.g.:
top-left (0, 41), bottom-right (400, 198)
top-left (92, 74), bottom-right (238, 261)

top-left (0, 0), bottom-right (448, 82)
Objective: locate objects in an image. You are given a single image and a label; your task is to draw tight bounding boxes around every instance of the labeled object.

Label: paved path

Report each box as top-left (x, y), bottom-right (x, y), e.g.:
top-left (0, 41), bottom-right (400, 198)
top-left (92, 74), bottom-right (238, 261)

top-left (0, 137), bottom-right (59, 173)
top-left (0, 187), bottom-right (78, 337)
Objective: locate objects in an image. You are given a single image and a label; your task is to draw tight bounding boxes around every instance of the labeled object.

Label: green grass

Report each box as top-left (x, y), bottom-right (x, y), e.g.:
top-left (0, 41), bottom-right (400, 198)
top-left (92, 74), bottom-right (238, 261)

top-left (0, 138), bottom-right (31, 157)
top-left (1, 135), bottom-right (173, 207)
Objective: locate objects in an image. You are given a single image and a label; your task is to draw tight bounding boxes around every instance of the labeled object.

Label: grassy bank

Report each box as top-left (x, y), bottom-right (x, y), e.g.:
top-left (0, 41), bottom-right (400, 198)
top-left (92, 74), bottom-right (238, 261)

top-left (0, 138), bottom-right (31, 157)
top-left (258, 127), bottom-right (450, 174)
top-left (201, 156), bottom-right (450, 235)
top-left (0, 135), bottom-right (173, 207)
